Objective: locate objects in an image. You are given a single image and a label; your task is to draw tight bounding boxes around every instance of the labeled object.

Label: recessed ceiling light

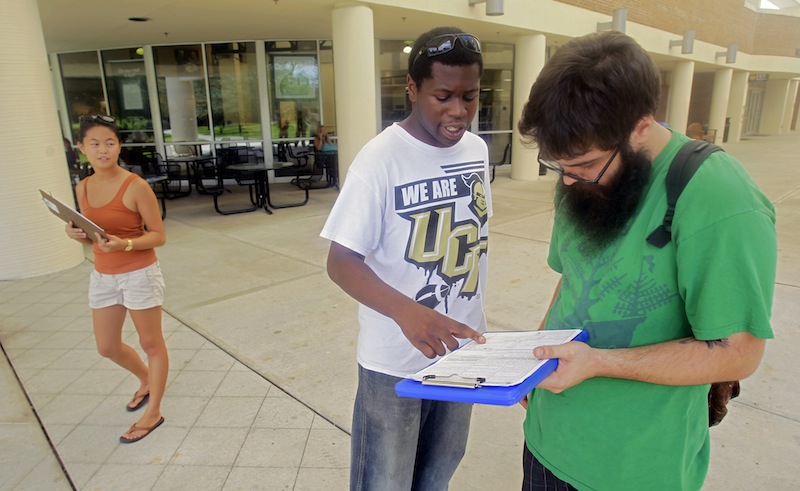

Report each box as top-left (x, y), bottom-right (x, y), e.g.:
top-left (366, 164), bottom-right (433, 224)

top-left (128, 17), bottom-right (150, 22)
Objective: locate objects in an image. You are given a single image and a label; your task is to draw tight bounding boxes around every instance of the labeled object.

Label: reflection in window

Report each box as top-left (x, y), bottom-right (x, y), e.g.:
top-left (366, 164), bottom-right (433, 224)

top-left (59, 51), bottom-right (104, 142)
top-left (380, 73), bottom-right (409, 131)
top-left (478, 44), bottom-right (514, 164)
top-left (153, 45), bottom-right (210, 156)
top-left (478, 68), bottom-right (512, 132)
top-left (266, 41), bottom-right (322, 141)
top-left (120, 145), bottom-right (158, 174)
top-left (57, 39), bottom-right (338, 162)
top-left (377, 40), bottom-right (411, 131)
top-left (102, 48), bottom-right (154, 144)
top-left (206, 42), bottom-right (261, 142)
top-left (318, 40), bottom-right (337, 137)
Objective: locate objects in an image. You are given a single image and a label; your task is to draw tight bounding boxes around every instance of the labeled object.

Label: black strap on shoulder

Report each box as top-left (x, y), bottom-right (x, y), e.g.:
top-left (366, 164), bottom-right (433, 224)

top-left (646, 139), bottom-right (723, 248)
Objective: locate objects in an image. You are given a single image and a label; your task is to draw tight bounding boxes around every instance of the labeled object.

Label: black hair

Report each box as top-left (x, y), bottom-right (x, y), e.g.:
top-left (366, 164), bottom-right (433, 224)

top-left (78, 115), bottom-right (121, 142)
top-left (408, 26), bottom-right (484, 88)
top-left (518, 31), bottom-right (661, 160)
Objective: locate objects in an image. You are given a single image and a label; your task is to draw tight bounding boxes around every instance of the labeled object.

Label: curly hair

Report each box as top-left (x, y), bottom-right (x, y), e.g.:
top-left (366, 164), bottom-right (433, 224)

top-left (518, 31), bottom-right (660, 160)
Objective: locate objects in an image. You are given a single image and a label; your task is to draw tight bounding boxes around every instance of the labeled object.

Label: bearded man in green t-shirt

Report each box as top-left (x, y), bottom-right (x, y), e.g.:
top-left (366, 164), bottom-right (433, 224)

top-left (516, 31), bottom-right (777, 491)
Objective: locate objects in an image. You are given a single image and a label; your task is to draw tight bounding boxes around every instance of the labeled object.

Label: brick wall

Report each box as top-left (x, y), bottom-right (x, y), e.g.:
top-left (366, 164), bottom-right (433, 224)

top-left (557, 0), bottom-right (800, 56)
top-left (754, 14), bottom-right (800, 57)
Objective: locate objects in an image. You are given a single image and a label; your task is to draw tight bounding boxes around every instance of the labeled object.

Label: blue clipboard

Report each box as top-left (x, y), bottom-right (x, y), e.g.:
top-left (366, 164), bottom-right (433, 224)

top-left (395, 330), bottom-right (589, 406)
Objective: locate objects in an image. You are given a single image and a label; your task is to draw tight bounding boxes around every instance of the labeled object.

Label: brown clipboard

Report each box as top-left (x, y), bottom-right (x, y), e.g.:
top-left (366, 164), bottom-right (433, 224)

top-left (40, 189), bottom-right (107, 242)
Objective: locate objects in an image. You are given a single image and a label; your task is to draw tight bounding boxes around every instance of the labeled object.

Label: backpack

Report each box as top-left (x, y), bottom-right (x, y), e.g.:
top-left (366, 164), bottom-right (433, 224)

top-left (646, 138), bottom-right (740, 427)
top-left (646, 139), bottom-right (723, 248)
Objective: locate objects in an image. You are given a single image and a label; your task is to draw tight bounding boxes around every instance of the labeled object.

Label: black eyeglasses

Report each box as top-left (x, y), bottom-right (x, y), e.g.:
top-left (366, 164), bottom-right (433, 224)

top-left (538, 144), bottom-right (623, 184)
top-left (80, 114), bottom-right (115, 124)
top-left (412, 33), bottom-right (482, 67)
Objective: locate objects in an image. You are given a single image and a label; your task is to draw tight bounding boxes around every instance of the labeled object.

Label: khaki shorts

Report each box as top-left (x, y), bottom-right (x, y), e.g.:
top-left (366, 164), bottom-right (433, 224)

top-left (89, 262), bottom-right (165, 310)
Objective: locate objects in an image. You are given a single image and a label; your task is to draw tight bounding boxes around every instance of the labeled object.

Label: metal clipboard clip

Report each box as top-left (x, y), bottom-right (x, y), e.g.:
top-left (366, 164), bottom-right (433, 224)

top-left (421, 374), bottom-right (486, 388)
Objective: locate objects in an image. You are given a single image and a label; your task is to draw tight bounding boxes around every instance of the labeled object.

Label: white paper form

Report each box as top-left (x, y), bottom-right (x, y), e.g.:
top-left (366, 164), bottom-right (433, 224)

top-left (409, 329), bottom-right (584, 387)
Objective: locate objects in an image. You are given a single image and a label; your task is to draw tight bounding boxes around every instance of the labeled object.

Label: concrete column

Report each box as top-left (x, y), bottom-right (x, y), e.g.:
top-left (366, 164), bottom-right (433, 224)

top-left (666, 61), bottom-right (694, 134)
top-left (144, 46), bottom-right (164, 154)
top-left (0, 0), bottom-right (84, 279)
top-left (511, 34), bottom-right (546, 181)
top-left (256, 41), bottom-right (274, 164)
top-left (331, 5), bottom-right (377, 184)
top-left (793, 81), bottom-right (800, 131)
top-left (726, 71), bottom-right (749, 143)
top-left (760, 78), bottom-right (791, 135)
top-left (782, 80), bottom-right (798, 134)
top-left (709, 68), bottom-right (732, 144)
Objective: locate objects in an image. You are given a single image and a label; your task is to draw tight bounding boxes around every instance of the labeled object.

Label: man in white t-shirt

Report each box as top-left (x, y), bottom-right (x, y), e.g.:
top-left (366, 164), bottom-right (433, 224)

top-left (320, 26), bottom-right (492, 491)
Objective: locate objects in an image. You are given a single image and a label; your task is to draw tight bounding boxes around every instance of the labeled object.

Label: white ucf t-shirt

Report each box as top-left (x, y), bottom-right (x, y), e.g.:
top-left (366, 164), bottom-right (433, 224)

top-left (321, 124), bottom-right (492, 377)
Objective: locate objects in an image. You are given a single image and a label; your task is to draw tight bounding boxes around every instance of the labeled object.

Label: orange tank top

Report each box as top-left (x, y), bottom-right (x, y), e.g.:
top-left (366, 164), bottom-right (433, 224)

top-left (81, 173), bottom-right (157, 274)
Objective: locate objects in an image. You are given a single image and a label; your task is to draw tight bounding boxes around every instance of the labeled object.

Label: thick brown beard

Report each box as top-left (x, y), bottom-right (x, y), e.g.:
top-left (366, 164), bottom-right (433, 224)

top-left (558, 145), bottom-right (653, 248)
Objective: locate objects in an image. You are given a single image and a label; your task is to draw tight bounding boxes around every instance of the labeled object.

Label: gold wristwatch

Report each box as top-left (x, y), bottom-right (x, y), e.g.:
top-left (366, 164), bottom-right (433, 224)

top-left (124, 239), bottom-right (134, 252)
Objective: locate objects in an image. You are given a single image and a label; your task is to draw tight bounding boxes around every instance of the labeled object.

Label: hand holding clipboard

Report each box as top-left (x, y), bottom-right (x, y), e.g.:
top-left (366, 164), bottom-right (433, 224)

top-left (395, 329), bottom-right (589, 406)
top-left (40, 190), bottom-right (107, 243)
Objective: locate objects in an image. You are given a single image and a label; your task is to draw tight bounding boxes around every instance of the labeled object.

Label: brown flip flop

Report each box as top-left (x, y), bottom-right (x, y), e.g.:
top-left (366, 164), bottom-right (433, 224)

top-left (119, 416), bottom-right (165, 444)
top-left (126, 390), bottom-right (150, 412)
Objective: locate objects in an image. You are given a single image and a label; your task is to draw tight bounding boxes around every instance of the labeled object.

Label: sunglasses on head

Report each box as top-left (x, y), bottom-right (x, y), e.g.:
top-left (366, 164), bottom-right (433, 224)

top-left (80, 114), bottom-right (115, 124)
top-left (413, 33), bottom-right (482, 67)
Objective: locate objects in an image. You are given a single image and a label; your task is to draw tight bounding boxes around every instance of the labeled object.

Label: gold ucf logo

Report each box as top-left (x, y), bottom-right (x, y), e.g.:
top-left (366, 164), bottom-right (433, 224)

top-left (397, 173), bottom-right (488, 311)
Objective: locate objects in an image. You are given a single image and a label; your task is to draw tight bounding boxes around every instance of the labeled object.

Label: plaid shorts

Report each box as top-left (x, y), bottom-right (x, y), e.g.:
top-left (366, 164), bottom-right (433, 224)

top-left (89, 262), bottom-right (165, 310)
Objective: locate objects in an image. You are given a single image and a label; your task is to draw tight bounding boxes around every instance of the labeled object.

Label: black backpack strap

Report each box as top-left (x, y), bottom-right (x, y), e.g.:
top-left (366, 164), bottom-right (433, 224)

top-left (646, 140), bottom-right (723, 248)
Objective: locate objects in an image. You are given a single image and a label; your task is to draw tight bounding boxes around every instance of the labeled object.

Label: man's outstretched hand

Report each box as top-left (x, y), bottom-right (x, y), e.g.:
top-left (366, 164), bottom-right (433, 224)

top-left (396, 303), bottom-right (485, 358)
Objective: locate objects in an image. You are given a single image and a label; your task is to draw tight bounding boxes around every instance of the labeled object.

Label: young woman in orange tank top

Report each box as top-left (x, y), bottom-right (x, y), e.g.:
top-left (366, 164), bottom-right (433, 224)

top-left (65, 115), bottom-right (168, 444)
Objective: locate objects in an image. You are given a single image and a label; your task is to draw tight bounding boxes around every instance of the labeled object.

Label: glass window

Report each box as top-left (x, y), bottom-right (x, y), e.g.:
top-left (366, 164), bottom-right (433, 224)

top-left (153, 45), bottom-right (210, 156)
top-left (266, 41), bottom-right (322, 142)
top-left (119, 145), bottom-right (159, 174)
top-left (478, 43), bottom-right (514, 164)
top-left (478, 69), bottom-right (512, 131)
top-left (59, 51), bottom-right (104, 142)
top-left (102, 48), bottom-right (154, 144)
top-left (378, 40), bottom-right (411, 131)
top-left (318, 40), bottom-right (336, 137)
top-left (205, 42), bottom-right (261, 142)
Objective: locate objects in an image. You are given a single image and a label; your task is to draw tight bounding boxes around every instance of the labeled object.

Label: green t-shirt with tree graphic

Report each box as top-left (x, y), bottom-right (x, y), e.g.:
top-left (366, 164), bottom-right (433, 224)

top-left (525, 132), bottom-right (776, 491)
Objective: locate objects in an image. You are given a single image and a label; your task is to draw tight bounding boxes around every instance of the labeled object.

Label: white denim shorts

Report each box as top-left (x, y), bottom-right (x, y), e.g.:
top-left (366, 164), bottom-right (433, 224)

top-left (89, 262), bottom-right (165, 310)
